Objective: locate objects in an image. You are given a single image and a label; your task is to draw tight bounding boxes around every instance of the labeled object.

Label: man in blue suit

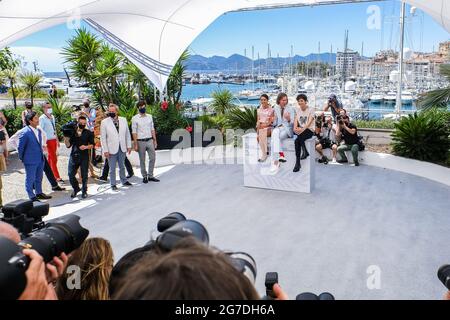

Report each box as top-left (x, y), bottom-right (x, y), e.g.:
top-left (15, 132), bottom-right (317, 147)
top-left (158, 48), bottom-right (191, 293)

top-left (18, 111), bottom-right (52, 201)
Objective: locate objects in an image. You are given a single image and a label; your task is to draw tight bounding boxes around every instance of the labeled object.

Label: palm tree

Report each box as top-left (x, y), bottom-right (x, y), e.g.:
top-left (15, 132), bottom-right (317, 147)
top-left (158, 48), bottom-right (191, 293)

top-left (418, 64), bottom-right (450, 109)
top-left (226, 107), bottom-right (257, 130)
top-left (1, 68), bottom-right (19, 109)
top-left (211, 89), bottom-right (236, 115)
top-left (167, 49), bottom-right (189, 105)
top-left (62, 28), bottom-right (104, 104)
top-left (20, 71), bottom-right (42, 106)
top-left (0, 47), bottom-right (20, 108)
top-left (124, 62), bottom-right (147, 99)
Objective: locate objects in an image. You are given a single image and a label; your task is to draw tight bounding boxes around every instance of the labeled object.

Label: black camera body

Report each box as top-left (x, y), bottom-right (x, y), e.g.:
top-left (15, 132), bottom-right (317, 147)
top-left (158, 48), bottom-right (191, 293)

top-left (2, 199), bottom-right (48, 235)
top-left (0, 199), bottom-right (89, 300)
top-left (156, 213), bottom-right (257, 283)
top-left (0, 130), bottom-right (5, 142)
top-left (62, 120), bottom-right (77, 138)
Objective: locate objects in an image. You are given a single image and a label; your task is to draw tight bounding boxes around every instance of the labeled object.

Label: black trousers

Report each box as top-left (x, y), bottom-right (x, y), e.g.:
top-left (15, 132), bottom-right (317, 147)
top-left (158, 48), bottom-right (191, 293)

top-left (295, 129), bottom-right (314, 157)
top-left (43, 157), bottom-right (57, 188)
top-left (68, 156), bottom-right (89, 192)
top-left (101, 157), bottom-right (133, 178)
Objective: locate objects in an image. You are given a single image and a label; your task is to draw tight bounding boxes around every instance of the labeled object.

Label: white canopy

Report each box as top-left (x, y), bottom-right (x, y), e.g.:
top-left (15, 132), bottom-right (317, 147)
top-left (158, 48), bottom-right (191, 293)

top-left (0, 0), bottom-right (449, 90)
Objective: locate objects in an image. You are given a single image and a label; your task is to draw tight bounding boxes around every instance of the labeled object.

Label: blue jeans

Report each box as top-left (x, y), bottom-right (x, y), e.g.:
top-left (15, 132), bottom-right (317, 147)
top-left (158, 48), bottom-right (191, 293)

top-left (109, 151), bottom-right (127, 186)
top-left (25, 161), bottom-right (44, 199)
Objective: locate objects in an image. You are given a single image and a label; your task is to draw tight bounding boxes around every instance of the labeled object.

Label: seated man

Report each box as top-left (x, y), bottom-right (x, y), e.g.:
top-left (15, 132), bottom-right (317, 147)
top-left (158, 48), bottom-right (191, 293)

top-left (315, 115), bottom-right (338, 164)
top-left (270, 93), bottom-right (295, 172)
top-left (336, 114), bottom-right (360, 166)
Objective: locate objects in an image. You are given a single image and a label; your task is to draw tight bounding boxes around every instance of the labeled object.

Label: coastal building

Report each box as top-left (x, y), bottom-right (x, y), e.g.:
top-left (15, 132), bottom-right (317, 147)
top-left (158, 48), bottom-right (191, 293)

top-left (336, 49), bottom-right (360, 78)
top-left (439, 41), bottom-right (450, 57)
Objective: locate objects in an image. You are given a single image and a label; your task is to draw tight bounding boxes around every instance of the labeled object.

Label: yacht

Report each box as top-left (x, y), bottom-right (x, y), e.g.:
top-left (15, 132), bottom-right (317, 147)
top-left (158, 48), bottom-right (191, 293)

top-left (236, 89), bottom-right (262, 101)
top-left (401, 91), bottom-right (414, 104)
top-left (369, 92), bottom-right (384, 103)
top-left (383, 91), bottom-right (397, 103)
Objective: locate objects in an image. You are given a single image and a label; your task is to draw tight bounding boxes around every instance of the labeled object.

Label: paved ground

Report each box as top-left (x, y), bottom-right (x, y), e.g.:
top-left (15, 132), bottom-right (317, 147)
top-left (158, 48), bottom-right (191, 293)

top-left (3, 150), bottom-right (450, 300)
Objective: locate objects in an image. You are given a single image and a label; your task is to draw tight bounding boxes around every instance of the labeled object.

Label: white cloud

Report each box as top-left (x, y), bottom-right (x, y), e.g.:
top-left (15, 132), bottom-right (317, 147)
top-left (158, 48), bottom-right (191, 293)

top-left (9, 46), bottom-right (64, 72)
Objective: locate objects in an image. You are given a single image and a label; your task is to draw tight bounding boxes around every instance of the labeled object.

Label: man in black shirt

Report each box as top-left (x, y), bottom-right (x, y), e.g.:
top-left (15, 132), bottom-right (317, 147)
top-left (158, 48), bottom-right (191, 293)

top-left (64, 116), bottom-right (94, 198)
top-left (336, 115), bottom-right (360, 166)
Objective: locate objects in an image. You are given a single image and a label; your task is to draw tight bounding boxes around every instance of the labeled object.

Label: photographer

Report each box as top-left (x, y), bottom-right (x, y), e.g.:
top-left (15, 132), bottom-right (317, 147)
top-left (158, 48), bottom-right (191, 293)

top-left (0, 222), bottom-right (68, 300)
top-left (323, 94), bottom-right (343, 121)
top-left (315, 115), bottom-right (338, 164)
top-left (56, 237), bottom-right (114, 300)
top-left (336, 114), bottom-right (360, 166)
top-left (112, 239), bottom-right (287, 300)
top-left (64, 115), bottom-right (94, 198)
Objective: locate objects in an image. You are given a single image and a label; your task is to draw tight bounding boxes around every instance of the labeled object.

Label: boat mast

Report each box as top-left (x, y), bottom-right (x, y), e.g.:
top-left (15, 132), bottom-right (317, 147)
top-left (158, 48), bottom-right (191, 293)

top-left (396, 1), bottom-right (406, 115)
top-left (252, 45), bottom-right (255, 91)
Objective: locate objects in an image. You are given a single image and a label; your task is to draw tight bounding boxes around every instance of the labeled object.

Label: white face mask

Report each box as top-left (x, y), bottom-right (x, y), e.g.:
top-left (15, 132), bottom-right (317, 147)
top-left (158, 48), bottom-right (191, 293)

top-left (47, 109), bottom-right (53, 115)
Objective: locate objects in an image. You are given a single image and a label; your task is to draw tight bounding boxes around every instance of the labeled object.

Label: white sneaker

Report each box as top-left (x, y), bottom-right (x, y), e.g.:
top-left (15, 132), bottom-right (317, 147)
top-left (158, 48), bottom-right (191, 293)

top-left (269, 163), bottom-right (280, 174)
top-left (330, 158), bottom-right (341, 165)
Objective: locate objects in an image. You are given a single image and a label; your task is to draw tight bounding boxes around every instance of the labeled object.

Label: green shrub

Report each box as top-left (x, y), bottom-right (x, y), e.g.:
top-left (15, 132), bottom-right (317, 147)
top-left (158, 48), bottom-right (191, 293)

top-left (353, 119), bottom-right (396, 130)
top-left (48, 97), bottom-right (73, 140)
top-left (225, 107), bottom-right (257, 131)
top-left (150, 103), bottom-right (189, 135)
top-left (391, 109), bottom-right (450, 162)
top-left (3, 106), bottom-right (27, 136)
top-left (196, 114), bottom-right (226, 132)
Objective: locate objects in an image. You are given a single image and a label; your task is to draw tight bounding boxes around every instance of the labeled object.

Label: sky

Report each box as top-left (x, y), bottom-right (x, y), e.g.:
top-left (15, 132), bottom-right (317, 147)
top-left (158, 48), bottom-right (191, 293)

top-left (8, 0), bottom-right (450, 71)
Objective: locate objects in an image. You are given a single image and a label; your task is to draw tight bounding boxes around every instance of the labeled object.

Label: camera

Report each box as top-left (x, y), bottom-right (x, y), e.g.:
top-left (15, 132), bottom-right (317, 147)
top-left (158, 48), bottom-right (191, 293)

top-left (315, 115), bottom-right (325, 129)
top-left (62, 120), bottom-right (78, 138)
top-left (0, 199), bottom-right (89, 300)
top-left (0, 130), bottom-right (5, 142)
top-left (438, 265), bottom-right (450, 290)
top-left (152, 213), bottom-right (257, 285)
top-left (263, 271), bottom-right (335, 300)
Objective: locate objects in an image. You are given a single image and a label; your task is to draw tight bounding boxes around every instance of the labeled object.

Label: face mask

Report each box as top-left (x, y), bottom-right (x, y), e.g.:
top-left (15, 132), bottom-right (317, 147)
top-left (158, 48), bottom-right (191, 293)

top-left (78, 124), bottom-right (86, 129)
top-left (47, 109), bottom-right (53, 115)
top-left (108, 112), bottom-right (116, 118)
top-left (139, 107), bottom-right (146, 114)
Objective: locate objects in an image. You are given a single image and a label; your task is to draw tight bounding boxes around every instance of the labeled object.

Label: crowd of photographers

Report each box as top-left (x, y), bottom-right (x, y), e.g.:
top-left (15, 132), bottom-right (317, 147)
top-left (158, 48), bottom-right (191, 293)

top-left (0, 207), bottom-right (294, 300)
top-left (0, 207), bottom-right (449, 301)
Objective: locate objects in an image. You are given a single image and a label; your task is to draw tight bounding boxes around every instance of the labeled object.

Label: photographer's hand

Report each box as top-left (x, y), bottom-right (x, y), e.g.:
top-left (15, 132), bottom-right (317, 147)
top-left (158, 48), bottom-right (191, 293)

top-left (18, 249), bottom-right (49, 300)
top-left (273, 283), bottom-right (289, 300)
top-left (45, 252), bottom-right (69, 284)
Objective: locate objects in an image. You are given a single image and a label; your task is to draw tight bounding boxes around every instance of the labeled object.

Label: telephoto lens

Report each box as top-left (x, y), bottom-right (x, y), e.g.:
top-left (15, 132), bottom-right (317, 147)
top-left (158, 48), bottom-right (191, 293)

top-left (226, 252), bottom-right (257, 285)
top-left (438, 265), bottom-right (450, 290)
top-left (156, 219), bottom-right (209, 251)
top-left (0, 214), bottom-right (89, 300)
top-left (157, 212), bottom-right (186, 232)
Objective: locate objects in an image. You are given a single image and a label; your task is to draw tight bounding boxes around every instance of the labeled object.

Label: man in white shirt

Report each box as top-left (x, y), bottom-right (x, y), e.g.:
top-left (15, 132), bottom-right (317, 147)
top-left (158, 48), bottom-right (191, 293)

top-left (39, 101), bottom-right (62, 182)
top-left (131, 101), bottom-right (159, 184)
top-left (100, 104), bottom-right (132, 190)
